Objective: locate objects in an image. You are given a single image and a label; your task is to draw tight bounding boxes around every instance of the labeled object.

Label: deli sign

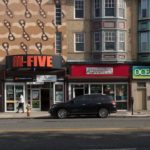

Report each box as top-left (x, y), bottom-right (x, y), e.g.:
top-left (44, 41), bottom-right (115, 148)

top-left (133, 66), bottom-right (150, 79)
top-left (6, 55), bottom-right (62, 69)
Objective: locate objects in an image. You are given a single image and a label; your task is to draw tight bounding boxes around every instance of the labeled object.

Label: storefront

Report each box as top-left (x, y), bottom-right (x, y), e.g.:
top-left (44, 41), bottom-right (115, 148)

top-left (4, 55), bottom-right (65, 112)
top-left (67, 64), bottom-right (130, 110)
top-left (131, 66), bottom-right (150, 112)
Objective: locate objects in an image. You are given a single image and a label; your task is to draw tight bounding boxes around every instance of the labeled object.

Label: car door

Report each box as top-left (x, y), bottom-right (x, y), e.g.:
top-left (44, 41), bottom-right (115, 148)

top-left (83, 95), bottom-right (98, 114)
top-left (68, 96), bottom-right (87, 115)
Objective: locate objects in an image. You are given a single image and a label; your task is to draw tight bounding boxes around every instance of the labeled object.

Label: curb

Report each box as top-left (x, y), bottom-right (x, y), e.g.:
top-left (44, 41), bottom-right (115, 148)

top-left (0, 115), bottom-right (150, 119)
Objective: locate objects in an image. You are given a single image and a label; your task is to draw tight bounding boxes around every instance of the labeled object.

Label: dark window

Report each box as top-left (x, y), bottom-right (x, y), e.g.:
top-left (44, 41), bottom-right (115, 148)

top-left (75, 33), bottom-right (84, 51)
top-left (142, 9), bottom-right (147, 17)
top-left (55, 2), bottom-right (61, 25)
top-left (94, 0), bottom-right (101, 17)
top-left (75, 0), bottom-right (84, 18)
top-left (56, 32), bottom-right (62, 53)
top-left (105, 0), bottom-right (115, 17)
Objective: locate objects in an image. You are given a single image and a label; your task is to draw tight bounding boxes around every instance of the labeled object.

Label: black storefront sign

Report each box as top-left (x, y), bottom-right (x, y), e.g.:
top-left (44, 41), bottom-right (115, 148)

top-left (6, 55), bottom-right (63, 70)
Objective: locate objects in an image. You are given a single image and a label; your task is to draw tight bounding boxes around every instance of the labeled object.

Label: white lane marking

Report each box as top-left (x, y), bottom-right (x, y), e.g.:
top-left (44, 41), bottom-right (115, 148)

top-left (86, 148), bottom-right (137, 150)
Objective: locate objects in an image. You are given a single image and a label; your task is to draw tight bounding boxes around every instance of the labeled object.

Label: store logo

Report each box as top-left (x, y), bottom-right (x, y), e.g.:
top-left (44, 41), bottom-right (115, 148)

top-left (86, 67), bottom-right (113, 75)
top-left (12, 55), bottom-right (53, 68)
top-left (133, 66), bottom-right (150, 79)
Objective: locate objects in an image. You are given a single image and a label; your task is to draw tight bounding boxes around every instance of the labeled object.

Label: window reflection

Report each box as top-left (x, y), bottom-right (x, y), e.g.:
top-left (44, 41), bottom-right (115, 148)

top-left (103, 84), bottom-right (114, 99)
top-left (116, 84), bottom-right (127, 101)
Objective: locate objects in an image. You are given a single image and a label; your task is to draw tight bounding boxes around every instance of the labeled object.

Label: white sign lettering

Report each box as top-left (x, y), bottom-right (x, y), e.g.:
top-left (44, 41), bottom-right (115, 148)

top-left (86, 67), bottom-right (113, 75)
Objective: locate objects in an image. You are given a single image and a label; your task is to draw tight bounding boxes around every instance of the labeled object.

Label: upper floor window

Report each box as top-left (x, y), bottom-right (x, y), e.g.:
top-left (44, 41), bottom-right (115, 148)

top-left (139, 32), bottom-right (148, 52)
top-left (140, 0), bottom-right (148, 18)
top-left (94, 32), bottom-right (101, 51)
top-left (75, 0), bottom-right (84, 18)
top-left (55, 32), bottom-right (62, 53)
top-left (55, 2), bottom-right (61, 25)
top-left (104, 31), bottom-right (116, 51)
top-left (119, 31), bottom-right (125, 51)
top-left (105, 0), bottom-right (115, 17)
top-left (74, 33), bottom-right (84, 52)
top-left (119, 0), bottom-right (125, 18)
top-left (94, 0), bottom-right (101, 18)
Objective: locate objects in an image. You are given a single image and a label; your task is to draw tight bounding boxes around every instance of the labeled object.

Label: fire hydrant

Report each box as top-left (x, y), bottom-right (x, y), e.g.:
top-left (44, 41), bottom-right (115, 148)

top-left (26, 101), bottom-right (31, 117)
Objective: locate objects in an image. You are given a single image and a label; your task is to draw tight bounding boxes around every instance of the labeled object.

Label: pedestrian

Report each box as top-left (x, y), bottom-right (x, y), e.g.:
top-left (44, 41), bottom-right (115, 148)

top-left (26, 101), bottom-right (31, 117)
top-left (16, 94), bottom-right (25, 113)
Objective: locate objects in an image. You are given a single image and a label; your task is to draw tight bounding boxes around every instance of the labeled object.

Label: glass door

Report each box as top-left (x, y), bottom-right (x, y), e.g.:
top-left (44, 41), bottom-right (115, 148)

top-left (54, 82), bottom-right (64, 104)
top-left (31, 89), bottom-right (41, 111)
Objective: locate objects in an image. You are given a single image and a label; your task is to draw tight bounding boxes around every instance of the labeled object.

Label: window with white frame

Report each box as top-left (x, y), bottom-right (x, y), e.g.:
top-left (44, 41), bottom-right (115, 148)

top-left (119, 31), bottom-right (125, 51)
top-left (105, 0), bottom-right (115, 17)
top-left (75, 0), bottom-right (84, 18)
top-left (94, 0), bottom-right (101, 18)
top-left (94, 32), bottom-right (101, 51)
top-left (55, 2), bottom-right (61, 25)
top-left (104, 31), bottom-right (116, 51)
top-left (119, 0), bottom-right (125, 18)
top-left (140, 32), bottom-right (148, 52)
top-left (75, 32), bottom-right (84, 52)
top-left (140, 0), bottom-right (148, 18)
top-left (56, 32), bottom-right (62, 53)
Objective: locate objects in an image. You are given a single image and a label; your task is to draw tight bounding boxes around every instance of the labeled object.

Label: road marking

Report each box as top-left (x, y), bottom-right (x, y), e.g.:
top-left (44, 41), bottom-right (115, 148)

top-left (85, 148), bottom-right (137, 150)
top-left (0, 128), bottom-right (150, 133)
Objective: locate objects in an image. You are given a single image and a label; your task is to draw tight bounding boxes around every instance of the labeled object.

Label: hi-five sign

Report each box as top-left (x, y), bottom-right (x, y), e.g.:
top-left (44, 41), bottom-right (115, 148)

top-left (6, 55), bottom-right (62, 69)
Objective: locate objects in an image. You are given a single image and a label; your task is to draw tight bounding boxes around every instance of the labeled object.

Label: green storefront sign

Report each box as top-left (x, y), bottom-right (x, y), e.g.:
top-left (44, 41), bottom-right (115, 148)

top-left (133, 66), bottom-right (150, 79)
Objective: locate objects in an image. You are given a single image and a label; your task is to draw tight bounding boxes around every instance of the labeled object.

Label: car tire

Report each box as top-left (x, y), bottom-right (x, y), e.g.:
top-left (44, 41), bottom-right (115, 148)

top-left (98, 108), bottom-right (109, 118)
top-left (57, 109), bottom-right (67, 119)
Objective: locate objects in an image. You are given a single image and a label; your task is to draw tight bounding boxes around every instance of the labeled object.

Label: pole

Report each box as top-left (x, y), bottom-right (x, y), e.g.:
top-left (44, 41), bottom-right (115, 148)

top-left (131, 97), bottom-right (134, 115)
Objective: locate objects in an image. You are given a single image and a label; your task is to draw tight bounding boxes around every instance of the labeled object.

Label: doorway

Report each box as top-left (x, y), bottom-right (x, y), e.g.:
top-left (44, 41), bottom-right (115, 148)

top-left (41, 89), bottom-right (50, 111)
top-left (31, 89), bottom-right (41, 111)
top-left (137, 89), bottom-right (147, 111)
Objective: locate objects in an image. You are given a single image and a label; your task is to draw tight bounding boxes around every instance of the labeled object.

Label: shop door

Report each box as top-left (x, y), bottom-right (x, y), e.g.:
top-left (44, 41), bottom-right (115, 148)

top-left (41, 89), bottom-right (50, 111)
top-left (137, 89), bottom-right (147, 111)
top-left (31, 89), bottom-right (41, 111)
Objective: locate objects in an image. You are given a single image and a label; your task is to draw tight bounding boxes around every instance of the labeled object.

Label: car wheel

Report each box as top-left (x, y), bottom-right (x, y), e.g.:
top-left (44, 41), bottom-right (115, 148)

top-left (98, 108), bottom-right (109, 118)
top-left (57, 109), bottom-right (67, 119)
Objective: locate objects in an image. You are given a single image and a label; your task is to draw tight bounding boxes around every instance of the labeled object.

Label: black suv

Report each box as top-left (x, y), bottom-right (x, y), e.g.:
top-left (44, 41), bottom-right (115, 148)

top-left (49, 94), bottom-right (117, 119)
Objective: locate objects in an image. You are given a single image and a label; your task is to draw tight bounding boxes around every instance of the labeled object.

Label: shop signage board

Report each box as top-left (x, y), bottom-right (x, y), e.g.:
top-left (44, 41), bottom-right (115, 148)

top-left (6, 55), bottom-right (62, 69)
top-left (71, 65), bottom-right (129, 77)
top-left (133, 66), bottom-right (150, 79)
top-left (36, 75), bottom-right (57, 82)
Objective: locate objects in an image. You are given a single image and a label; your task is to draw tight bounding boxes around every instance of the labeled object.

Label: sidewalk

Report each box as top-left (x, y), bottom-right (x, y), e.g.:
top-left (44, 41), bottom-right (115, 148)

top-left (0, 111), bottom-right (50, 119)
top-left (0, 111), bottom-right (150, 119)
top-left (110, 110), bottom-right (150, 118)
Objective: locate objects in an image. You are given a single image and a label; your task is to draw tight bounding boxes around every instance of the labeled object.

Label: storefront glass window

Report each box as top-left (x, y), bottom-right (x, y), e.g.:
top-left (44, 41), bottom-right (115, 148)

top-left (55, 84), bottom-right (64, 103)
top-left (5, 84), bottom-right (24, 112)
top-left (32, 90), bottom-right (40, 108)
top-left (116, 84), bottom-right (127, 110)
top-left (84, 84), bottom-right (89, 94)
top-left (6, 85), bottom-right (14, 101)
top-left (91, 84), bottom-right (102, 94)
top-left (15, 85), bottom-right (23, 101)
top-left (116, 84), bottom-right (127, 101)
top-left (103, 84), bottom-right (114, 99)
